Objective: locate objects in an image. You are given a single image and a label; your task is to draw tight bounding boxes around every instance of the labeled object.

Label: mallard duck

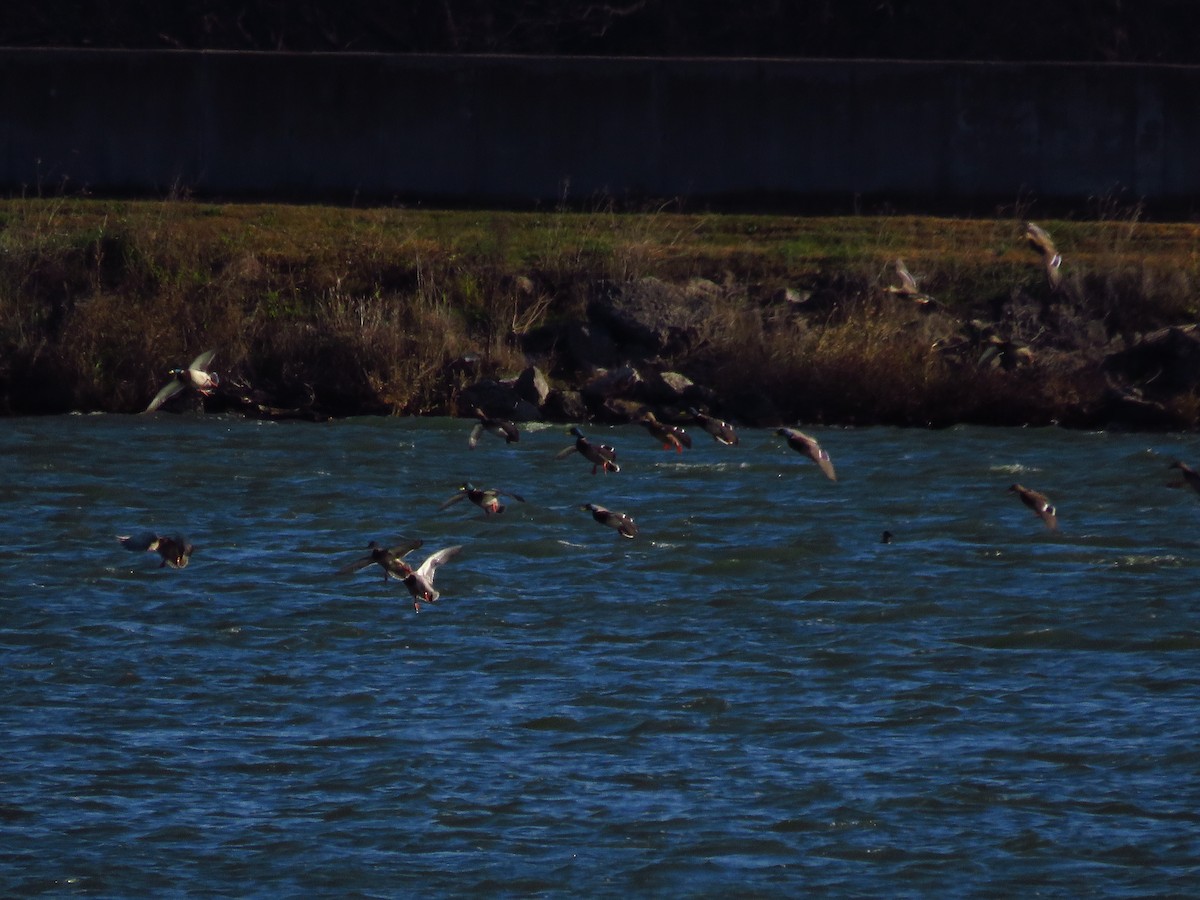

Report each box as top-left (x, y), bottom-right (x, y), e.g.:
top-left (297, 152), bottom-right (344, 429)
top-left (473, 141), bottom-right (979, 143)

top-left (555, 426), bottom-right (619, 474)
top-left (440, 482), bottom-right (525, 515)
top-left (1008, 484), bottom-right (1058, 531)
top-left (468, 407), bottom-right (519, 448)
top-left (776, 427), bottom-right (837, 481)
top-left (117, 533), bottom-right (194, 568)
top-left (144, 349), bottom-right (219, 413)
top-left (581, 503), bottom-right (638, 538)
top-left (396, 545), bottom-right (463, 612)
top-left (1023, 222), bottom-right (1063, 291)
top-left (337, 537), bottom-right (425, 581)
top-left (687, 407), bottom-right (739, 445)
top-left (884, 259), bottom-right (934, 305)
top-left (1169, 460), bottom-right (1200, 495)
top-left (637, 411), bottom-right (692, 453)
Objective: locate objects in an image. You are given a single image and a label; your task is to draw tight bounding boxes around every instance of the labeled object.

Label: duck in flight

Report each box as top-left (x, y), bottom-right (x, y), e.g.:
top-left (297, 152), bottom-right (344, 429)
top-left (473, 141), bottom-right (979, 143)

top-left (469, 408), bottom-right (520, 448)
top-left (337, 537), bottom-right (425, 581)
top-left (441, 483), bottom-right (525, 515)
top-left (117, 533), bottom-right (195, 568)
top-left (144, 349), bottom-right (220, 413)
top-left (688, 407), bottom-right (739, 445)
top-left (1008, 483), bottom-right (1058, 531)
top-left (556, 426), bottom-right (620, 474)
top-left (396, 545), bottom-right (463, 612)
top-left (581, 503), bottom-right (638, 538)
top-left (1023, 222), bottom-right (1063, 291)
top-left (637, 411), bottom-right (692, 453)
top-left (777, 427), bottom-right (837, 481)
top-left (884, 259), bottom-right (934, 306)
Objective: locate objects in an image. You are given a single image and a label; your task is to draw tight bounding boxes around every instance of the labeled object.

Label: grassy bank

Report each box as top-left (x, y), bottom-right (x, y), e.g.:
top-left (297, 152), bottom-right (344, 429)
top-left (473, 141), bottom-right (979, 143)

top-left (1, 196), bottom-right (1199, 425)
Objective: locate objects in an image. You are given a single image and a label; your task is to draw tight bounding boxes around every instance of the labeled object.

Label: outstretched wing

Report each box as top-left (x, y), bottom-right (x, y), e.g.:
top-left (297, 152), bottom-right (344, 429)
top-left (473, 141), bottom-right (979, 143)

top-left (495, 419), bottom-right (520, 443)
top-left (144, 379), bottom-right (184, 413)
top-left (554, 444), bottom-right (579, 460)
top-left (1023, 222), bottom-right (1058, 258)
top-left (414, 545), bottom-right (463, 583)
top-left (336, 554), bottom-right (374, 575)
top-left (895, 259), bottom-right (918, 293)
top-left (810, 446), bottom-right (838, 482)
top-left (189, 349), bottom-right (218, 371)
top-left (384, 537), bottom-right (424, 558)
top-left (500, 489), bottom-right (526, 503)
top-left (440, 492), bottom-right (469, 510)
top-left (468, 423), bottom-right (484, 449)
top-left (118, 533), bottom-right (159, 553)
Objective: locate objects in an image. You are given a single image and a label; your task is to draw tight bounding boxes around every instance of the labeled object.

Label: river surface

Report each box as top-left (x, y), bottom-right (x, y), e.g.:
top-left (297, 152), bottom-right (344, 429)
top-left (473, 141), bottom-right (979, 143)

top-left (3, 415), bottom-right (1199, 897)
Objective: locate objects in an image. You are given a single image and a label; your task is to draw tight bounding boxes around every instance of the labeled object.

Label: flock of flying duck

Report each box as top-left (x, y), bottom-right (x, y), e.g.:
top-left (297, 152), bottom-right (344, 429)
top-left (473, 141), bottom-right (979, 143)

top-left (118, 381), bottom-right (848, 610)
top-left (119, 221), bottom-right (1192, 606)
top-left (120, 385), bottom-right (1121, 610)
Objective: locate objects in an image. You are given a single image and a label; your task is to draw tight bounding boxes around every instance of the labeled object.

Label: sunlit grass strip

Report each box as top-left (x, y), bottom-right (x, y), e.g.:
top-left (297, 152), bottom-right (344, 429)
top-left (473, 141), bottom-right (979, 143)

top-left (1, 197), bottom-right (1199, 420)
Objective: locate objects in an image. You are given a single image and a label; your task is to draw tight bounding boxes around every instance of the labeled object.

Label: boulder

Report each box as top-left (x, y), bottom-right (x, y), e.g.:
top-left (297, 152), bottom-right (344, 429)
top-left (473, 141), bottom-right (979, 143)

top-left (587, 277), bottom-right (720, 356)
top-left (636, 369), bottom-right (695, 405)
top-left (564, 321), bottom-right (620, 371)
top-left (542, 388), bottom-right (587, 421)
top-left (459, 378), bottom-right (523, 416)
top-left (515, 365), bottom-right (551, 407)
top-left (580, 365), bottom-right (641, 402)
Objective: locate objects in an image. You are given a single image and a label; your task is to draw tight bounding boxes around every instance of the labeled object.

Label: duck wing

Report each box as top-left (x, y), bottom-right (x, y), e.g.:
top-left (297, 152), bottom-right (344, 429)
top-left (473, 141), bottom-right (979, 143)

top-left (810, 446), bottom-right (837, 482)
top-left (440, 492), bottom-right (469, 509)
top-left (783, 428), bottom-right (837, 481)
top-left (144, 379), bottom-right (184, 413)
top-left (118, 532), bottom-right (160, 553)
top-left (414, 545), bottom-right (463, 583)
top-left (1023, 222), bottom-right (1058, 259)
top-left (554, 444), bottom-right (580, 460)
top-left (189, 349), bottom-right (218, 372)
top-left (468, 423), bottom-right (484, 449)
top-left (494, 419), bottom-right (520, 443)
top-left (383, 537), bottom-right (424, 558)
top-left (336, 554), bottom-right (375, 575)
top-left (894, 259), bottom-right (919, 293)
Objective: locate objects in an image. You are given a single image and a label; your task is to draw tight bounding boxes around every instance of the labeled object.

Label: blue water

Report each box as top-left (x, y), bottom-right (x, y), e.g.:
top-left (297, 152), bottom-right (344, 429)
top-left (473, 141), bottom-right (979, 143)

top-left (3, 415), bottom-right (1200, 897)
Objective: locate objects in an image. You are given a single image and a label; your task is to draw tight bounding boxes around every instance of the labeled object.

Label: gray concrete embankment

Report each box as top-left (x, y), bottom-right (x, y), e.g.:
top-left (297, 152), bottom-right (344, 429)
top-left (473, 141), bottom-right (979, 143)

top-left (3, 49), bottom-right (1198, 208)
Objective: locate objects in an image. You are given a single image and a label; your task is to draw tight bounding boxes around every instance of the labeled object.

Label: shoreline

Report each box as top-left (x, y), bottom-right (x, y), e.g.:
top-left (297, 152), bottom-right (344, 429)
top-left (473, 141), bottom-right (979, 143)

top-left (2, 198), bottom-right (1199, 430)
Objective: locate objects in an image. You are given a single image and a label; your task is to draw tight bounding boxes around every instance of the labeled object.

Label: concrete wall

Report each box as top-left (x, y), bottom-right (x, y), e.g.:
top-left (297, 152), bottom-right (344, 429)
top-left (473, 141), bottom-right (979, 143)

top-left (3, 49), bottom-right (1199, 209)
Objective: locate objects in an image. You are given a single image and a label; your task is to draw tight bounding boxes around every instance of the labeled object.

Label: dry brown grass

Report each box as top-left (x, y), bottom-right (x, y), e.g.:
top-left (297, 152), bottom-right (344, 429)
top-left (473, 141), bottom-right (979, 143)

top-left (2, 196), bottom-right (1199, 422)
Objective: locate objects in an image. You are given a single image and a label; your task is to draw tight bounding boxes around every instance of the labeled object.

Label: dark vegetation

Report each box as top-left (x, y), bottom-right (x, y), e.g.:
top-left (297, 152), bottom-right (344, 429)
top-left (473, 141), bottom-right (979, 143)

top-left (5, 6), bottom-right (1199, 426)
top-left (2, 1), bottom-right (1197, 64)
top-left (2, 197), bottom-right (1199, 428)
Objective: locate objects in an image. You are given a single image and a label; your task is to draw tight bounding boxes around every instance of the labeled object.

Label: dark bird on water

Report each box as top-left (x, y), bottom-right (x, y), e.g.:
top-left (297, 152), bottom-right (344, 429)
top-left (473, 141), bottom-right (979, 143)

top-left (581, 503), bottom-right (638, 539)
top-left (776, 427), bottom-right (838, 482)
top-left (1008, 483), bottom-right (1058, 531)
top-left (337, 537), bottom-right (425, 581)
top-left (556, 426), bottom-right (620, 474)
top-left (441, 482), bottom-right (525, 515)
top-left (469, 408), bottom-right (519, 448)
top-left (144, 349), bottom-right (220, 413)
top-left (688, 407), bottom-right (739, 445)
top-left (118, 533), bottom-right (195, 568)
